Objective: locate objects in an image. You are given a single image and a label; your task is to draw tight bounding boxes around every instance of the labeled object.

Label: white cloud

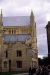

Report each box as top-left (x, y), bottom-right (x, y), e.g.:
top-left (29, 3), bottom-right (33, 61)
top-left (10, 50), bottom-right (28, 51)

top-left (46, 13), bottom-right (50, 22)
top-left (38, 55), bottom-right (44, 59)
top-left (38, 54), bottom-right (48, 59)
top-left (0, 0), bottom-right (32, 16)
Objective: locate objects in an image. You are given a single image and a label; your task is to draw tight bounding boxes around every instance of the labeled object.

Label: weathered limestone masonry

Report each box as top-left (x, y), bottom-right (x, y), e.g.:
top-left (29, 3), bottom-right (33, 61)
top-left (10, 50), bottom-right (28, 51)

top-left (0, 10), bottom-right (38, 72)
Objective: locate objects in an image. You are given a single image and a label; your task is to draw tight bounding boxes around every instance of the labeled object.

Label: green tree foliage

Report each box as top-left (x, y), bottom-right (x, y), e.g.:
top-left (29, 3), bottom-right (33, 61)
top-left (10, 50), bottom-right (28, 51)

top-left (38, 57), bottom-right (49, 66)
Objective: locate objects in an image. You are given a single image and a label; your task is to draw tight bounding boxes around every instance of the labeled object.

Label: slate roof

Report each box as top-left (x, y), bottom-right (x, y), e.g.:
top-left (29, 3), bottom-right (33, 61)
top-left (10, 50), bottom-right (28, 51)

top-left (3, 34), bottom-right (31, 42)
top-left (3, 16), bottom-right (31, 42)
top-left (3, 16), bottom-right (30, 26)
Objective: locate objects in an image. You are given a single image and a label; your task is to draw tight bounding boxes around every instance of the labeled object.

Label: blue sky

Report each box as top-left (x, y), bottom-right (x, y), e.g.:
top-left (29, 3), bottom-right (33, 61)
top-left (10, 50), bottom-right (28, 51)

top-left (0, 0), bottom-right (50, 58)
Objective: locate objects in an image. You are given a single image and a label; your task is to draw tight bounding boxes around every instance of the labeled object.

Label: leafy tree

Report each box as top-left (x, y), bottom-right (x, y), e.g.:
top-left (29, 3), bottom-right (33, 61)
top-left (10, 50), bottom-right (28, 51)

top-left (38, 58), bottom-right (43, 66)
top-left (38, 57), bottom-right (48, 66)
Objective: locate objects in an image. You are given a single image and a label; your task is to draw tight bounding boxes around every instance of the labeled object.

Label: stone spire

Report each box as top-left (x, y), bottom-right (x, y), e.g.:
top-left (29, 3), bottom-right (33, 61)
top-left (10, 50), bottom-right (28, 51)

top-left (1, 9), bottom-right (2, 19)
top-left (30, 10), bottom-right (34, 25)
top-left (31, 10), bottom-right (34, 17)
top-left (0, 9), bottom-right (3, 25)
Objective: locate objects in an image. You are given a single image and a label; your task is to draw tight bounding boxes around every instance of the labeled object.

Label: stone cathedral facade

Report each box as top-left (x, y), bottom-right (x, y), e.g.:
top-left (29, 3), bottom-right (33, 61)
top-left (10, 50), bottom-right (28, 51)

top-left (0, 10), bottom-right (38, 72)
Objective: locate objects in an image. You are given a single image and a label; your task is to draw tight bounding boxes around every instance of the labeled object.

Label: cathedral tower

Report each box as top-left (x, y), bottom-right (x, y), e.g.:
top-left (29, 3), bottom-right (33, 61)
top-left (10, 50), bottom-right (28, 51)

top-left (30, 11), bottom-right (37, 49)
top-left (30, 11), bottom-right (38, 66)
